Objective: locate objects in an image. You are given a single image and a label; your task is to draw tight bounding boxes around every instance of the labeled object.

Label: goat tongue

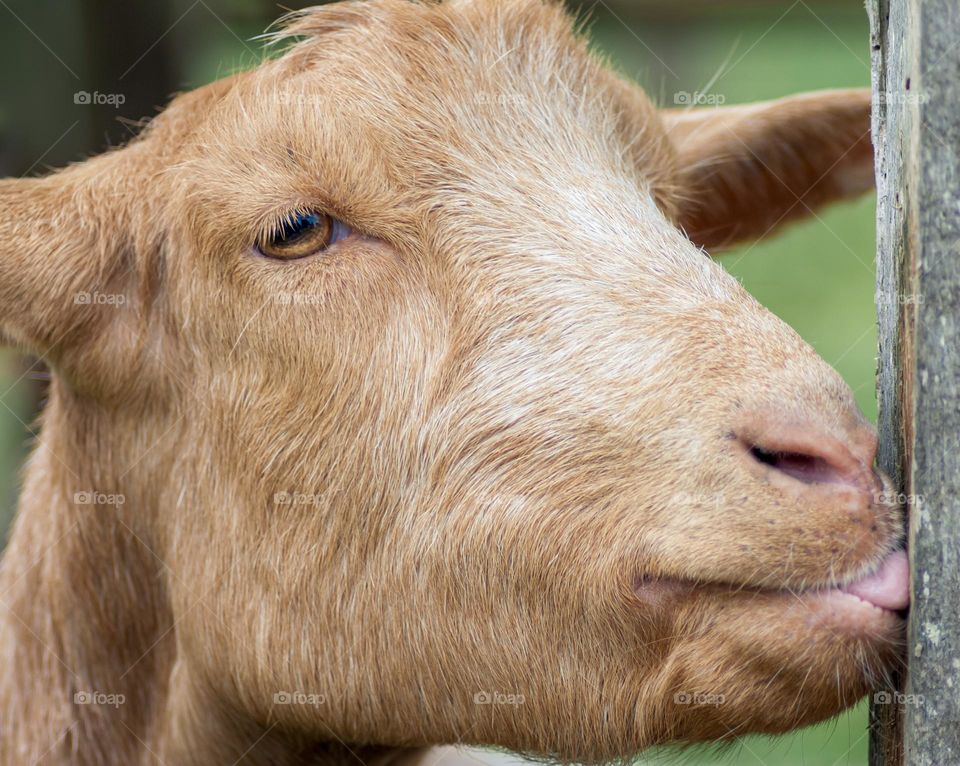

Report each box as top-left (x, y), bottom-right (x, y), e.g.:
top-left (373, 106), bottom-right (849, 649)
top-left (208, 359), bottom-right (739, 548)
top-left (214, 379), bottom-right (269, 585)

top-left (841, 550), bottom-right (910, 610)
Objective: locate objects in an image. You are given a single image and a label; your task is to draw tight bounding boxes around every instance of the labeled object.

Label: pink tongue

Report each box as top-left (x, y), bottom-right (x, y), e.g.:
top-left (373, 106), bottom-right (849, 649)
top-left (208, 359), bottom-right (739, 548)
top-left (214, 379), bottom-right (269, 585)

top-left (842, 550), bottom-right (910, 610)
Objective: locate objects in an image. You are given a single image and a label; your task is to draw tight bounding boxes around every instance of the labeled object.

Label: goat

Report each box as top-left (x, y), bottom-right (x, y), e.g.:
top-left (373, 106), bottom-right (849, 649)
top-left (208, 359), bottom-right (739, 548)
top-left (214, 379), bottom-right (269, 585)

top-left (0, 1), bottom-right (905, 764)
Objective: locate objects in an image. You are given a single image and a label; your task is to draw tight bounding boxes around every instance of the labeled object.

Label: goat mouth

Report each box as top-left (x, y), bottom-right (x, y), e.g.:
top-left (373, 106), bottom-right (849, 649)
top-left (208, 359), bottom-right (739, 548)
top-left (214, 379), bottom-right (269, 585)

top-left (833, 549), bottom-right (909, 611)
top-left (635, 549), bottom-right (910, 617)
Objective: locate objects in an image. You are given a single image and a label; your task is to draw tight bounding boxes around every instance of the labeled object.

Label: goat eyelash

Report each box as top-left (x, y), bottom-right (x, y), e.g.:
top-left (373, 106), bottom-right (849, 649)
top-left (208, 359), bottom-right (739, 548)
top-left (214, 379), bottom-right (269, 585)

top-left (257, 206), bottom-right (323, 244)
top-left (254, 206), bottom-right (356, 261)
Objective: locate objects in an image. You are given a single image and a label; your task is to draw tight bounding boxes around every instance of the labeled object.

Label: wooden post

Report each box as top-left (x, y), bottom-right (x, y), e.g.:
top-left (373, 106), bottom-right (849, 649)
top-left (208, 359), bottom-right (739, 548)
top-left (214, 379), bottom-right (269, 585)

top-left (869, 0), bottom-right (960, 764)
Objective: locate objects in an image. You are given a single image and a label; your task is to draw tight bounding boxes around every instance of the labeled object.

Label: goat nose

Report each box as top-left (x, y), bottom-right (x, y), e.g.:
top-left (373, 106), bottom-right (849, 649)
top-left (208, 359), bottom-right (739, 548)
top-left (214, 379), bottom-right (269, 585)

top-left (736, 416), bottom-right (880, 496)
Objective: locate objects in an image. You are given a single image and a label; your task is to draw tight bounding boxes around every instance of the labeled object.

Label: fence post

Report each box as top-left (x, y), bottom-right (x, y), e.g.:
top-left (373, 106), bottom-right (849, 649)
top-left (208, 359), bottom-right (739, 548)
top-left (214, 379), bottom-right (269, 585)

top-left (868, 0), bottom-right (960, 764)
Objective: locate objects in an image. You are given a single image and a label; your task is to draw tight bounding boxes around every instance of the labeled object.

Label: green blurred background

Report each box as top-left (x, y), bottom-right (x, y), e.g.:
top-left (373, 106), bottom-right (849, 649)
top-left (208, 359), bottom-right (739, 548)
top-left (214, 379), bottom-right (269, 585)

top-left (0, 1), bottom-right (876, 763)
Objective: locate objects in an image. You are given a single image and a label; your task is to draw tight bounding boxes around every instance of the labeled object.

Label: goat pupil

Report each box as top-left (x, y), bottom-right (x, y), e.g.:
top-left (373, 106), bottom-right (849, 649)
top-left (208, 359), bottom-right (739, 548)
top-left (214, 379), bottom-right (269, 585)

top-left (278, 213), bottom-right (318, 241)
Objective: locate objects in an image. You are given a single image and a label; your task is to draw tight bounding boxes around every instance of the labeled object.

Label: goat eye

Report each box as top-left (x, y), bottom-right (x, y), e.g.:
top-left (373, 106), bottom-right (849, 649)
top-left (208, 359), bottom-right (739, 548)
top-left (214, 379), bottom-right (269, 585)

top-left (257, 211), bottom-right (350, 260)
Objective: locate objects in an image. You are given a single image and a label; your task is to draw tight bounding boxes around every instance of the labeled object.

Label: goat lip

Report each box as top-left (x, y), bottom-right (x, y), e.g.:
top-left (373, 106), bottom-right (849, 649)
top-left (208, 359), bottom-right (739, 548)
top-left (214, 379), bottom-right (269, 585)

top-left (635, 551), bottom-right (910, 616)
top-left (789, 550), bottom-right (910, 622)
top-left (835, 549), bottom-right (910, 611)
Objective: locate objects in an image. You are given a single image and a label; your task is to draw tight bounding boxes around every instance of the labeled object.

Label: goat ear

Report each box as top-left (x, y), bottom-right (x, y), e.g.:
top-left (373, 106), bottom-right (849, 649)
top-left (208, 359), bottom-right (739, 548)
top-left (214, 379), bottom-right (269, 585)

top-left (662, 89), bottom-right (873, 251)
top-left (0, 167), bottom-right (124, 359)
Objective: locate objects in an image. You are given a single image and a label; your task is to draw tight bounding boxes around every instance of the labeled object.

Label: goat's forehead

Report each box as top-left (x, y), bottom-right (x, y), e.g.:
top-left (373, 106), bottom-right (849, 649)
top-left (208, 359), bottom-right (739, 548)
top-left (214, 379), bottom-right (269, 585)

top-left (154, 0), bottom-right (670, 206)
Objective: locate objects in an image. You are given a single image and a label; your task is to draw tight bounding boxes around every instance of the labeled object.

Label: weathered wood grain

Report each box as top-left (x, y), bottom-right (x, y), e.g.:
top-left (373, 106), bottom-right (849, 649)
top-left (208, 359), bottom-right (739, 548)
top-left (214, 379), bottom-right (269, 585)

top-left (869, 0), bottom-right (960, 763)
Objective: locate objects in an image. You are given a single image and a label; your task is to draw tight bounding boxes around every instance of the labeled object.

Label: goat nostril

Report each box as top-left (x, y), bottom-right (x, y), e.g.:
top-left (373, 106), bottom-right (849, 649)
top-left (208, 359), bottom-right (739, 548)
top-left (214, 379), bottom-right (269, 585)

top-left (748, 446), bottom-right (843, 486)
top-left (736, 415), bottom-right (880, 494)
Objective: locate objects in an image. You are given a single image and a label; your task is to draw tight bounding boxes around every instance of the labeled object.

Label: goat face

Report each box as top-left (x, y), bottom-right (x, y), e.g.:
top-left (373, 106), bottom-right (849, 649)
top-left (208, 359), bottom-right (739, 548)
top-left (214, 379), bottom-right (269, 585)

top-left (0, 0), bottom-right (902, 759)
